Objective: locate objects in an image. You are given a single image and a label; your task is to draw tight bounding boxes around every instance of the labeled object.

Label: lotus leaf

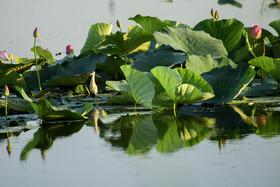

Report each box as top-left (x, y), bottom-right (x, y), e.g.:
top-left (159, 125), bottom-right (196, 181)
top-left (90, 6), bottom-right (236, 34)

top-left (151, 66), bottom-right (214, 107)
top-left (80, 23), bottom-right (113, 54)
top-left (269, 19), bottom-right (280, 36)
top-left (154, 27), bottom-right (228, 58)
top-left (194, 18), bottom-right (247, 62)
top-left (249, 56), bottom-right (280, 84)
top-left (96, 25), bottom-right (154, 56)
top-left (0, 69), bottom-right (26, 88)
top-left (185, 54), bottom-right (237, 74)
top-left (129, 14), bottom-right (169, 34)
top-left (131, 48), bottom-right (187, 72)
top-left (200, 62), bottom-right (256, 104)
top-left (15, 86), bottom-right (93, 121)
top-left (31, 46), bottom-right (54, 62)
top-left (106, 65), bottom-right (155, 109)
top-left (218, 0), bottom-right (242, 8)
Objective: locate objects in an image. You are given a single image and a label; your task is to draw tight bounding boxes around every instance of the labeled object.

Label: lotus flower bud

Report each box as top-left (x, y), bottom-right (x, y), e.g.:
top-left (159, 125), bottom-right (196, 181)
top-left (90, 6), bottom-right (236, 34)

top-left (0, 51), bottom-right (11, 61)
top-left (214, 10), bottom-right (219, 20)
top-left (66, 45), bottom-right (74, 55)
top-left (4, 85), bottom-right (9, 96)
top-left (250, 25), bottom-right (262, 40)
top-left (116, 20), bottom-right (122, 29)
top-left (211, 8), bottom-right (215, 18)
top-left (33, 27), bottom-right (39, 38)
top-left (90, 71), bottom-right (98, 96)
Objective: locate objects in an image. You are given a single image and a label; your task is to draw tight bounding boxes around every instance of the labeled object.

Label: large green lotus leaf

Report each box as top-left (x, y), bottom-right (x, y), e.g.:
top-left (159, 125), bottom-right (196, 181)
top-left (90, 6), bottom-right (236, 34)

top-left (15, 86), bottom-right (92, 121)
top-left (121, 65), bottom-right (155, 109)
top-left (240, 77), bottom-right (278, 97)
top-left (249, 56), bottom-right (280, 83)
top-left (0, 60), bottom-right (34, 74)
top-left (95, 55), bottom-right (125, 81)
top-left (185, 54), bottom-right (237, 75)
top-left (175, 84), bottom-right (204, 104)
top-left (80, 23), bottom-right (113, 54)
top-left (193, 18), bottom-right (247, 62)
top-left (151, 66), bottom-right (182, 101)
top-left (44, 53), bottom-right (107, 86)
top-left (154, 27), bottom-right (228, 58)
top-left (146, 72), bottom-right (174, 108)
top-left (126, 115), bottom-right (157, 154)
top-left (96, 25), bottom-right (154, 56)
top-left (106, 80), bottom-right (135, 103)
top-left (201, 62), bottom-right (256, 104)
top-left (269, 19), bottom-right (280, 36)
top-left (0, 69), bottom-right (26, 88)
top-left (174, 68), bottom-right (214, 94)
top-left (131, 48), bottom-right (187, 72)
top-left (129, 14), bottom-right (169, 34)
top-left (218, 0), bottom-right (242, 8)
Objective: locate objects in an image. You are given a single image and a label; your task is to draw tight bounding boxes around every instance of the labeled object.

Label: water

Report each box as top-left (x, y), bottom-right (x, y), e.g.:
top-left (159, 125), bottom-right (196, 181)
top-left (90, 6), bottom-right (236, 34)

top-left (1, 0), bottom-right (279, 59)
top-left (1, 106), bottom-right (280, 187)
top-left (1, 0), bottom-right (280, 186)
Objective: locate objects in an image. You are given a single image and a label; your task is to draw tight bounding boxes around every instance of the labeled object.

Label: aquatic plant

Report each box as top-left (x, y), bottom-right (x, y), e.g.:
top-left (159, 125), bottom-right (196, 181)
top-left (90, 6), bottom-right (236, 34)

top-left (33, 27), bottom-right (42, 91)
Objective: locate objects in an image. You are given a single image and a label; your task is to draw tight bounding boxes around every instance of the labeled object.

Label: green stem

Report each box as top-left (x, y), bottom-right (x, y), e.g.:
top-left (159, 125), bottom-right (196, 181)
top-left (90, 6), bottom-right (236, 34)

top-left (173, 102), bottom-right (177, 117)
top-left (115, 72), bottom-right (118, 81)
top-left (181, 63), bottom-right (183, 68)
top-left (34, 38), bottom-right (42, 91)
top-left (133, 102), bottom-right (137, 111)
top-left (5, 96), bottom-right (8, 120)
top-left (124, 52), bottom-right (128, 65)
top-left (245, 32), bottom-right (256, 58)
top-left (84, 84), bottom-right (90, 96)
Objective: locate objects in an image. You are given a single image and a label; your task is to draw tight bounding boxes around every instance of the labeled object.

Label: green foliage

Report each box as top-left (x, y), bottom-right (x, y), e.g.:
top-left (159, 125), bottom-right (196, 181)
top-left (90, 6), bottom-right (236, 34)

top-left (249, 56), bottom-right (280, 83)
top-left (154, 27), bottom-right (228, 58)
top-left (150, 66), bottom-right (214, 108)
top-left (194, 18), bottom-right (247, 62)
top-left (269, 19), bottom-right (280, 36)
top-left (96, 25), bottom-right (154, 56)
top-left (31, 46), bottom-right (54, 62)
top-left (80, 23), bottom-right (113, 54)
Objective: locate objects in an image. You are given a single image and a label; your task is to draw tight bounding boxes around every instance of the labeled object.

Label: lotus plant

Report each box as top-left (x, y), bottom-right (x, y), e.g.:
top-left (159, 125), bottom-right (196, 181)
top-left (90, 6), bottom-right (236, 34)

top-left (250, 25), bottom-right (262, 40)
top-left (210, 8), bottom-right (215, 18)
top-left (214, 10), bottom-right (219, 21)
top-left (33, 27), bottom-right (42, 91)
top-left (7, 133), bottom-right (12, 156)
top-left (4, 85), bottom-right (9, 120)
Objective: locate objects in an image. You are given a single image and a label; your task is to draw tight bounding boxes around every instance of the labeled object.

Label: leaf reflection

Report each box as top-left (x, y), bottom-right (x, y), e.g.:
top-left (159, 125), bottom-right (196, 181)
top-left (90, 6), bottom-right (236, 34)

top-left (100, 113), bottom-right (215, 154)
top-left (20, 121), bottom-right (84, 161)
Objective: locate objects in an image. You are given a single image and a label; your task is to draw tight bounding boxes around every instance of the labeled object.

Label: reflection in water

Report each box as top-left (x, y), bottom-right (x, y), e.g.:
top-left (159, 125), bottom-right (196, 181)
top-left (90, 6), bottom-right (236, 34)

top-left (20, 121), bottom-right (84, 161)
top-left (7, 133), bottom-right (12, 156)
top-left (99, 113), bottom-right (215, 154)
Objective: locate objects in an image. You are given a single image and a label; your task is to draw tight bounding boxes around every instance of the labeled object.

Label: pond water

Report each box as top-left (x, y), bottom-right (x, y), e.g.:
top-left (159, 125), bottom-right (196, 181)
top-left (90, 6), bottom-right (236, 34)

top-left (1, 0), bottom-right (280, 187)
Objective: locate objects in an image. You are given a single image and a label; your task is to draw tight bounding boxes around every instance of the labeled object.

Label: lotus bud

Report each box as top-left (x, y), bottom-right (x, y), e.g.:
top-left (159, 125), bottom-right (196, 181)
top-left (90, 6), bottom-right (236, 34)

top-left (214, 10), bottom-right (219, 20)
top-left (250, 25), bottom-right (262, 40)
top-left (116, 20), bottom-right (122, 30)
top-left (211, 8), bottom-right (215, 18)
top-left (90, 71), bottom-right (98, 96)
top-left (33, 27), bottom-right (39, 38)
top-left (0, 51), bottom-right (11, 61)
top-left (66, 45), bottom-right (74, 55)
top-left (4, 85), bottom-right (9, 96)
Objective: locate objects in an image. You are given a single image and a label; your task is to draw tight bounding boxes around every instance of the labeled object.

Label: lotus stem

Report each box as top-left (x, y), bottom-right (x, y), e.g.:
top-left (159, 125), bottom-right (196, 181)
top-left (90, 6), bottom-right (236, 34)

top-left (173, 102), bottom-right (177, 117)
top-left (84, 84), bottom-right (90, 96)
top-left (261, 41), bottom-right (266, 83)
top-left (5, 95), bottom-right (8, 120)
top-left (245, 32), bottom-right (256, 58)
top-left (34, 38), bottom-right (42, 91)
top-left (133, 102), bottom-right (137, 111)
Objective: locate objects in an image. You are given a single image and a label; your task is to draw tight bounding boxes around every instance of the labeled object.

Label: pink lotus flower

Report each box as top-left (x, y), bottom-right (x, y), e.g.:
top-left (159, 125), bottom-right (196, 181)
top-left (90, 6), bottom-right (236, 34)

top-left (250, 25), bottom-right (262, 40)
top-left (66, 45), bottom-right (74, 55)
top-left (0, 51), bottom-right (10, 61)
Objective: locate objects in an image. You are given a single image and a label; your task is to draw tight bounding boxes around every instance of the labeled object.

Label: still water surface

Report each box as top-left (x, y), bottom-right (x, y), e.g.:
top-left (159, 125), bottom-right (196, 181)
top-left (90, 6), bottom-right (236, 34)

top-left (1, 0), bottom-right (280, 187)
top-left (0, 106), bottom-right (280, 187)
